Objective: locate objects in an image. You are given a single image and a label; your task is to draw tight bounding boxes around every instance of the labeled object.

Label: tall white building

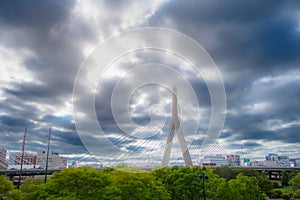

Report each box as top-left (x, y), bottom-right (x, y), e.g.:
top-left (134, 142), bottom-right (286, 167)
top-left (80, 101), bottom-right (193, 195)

top-left (36, 151), bottom-right (67, 169)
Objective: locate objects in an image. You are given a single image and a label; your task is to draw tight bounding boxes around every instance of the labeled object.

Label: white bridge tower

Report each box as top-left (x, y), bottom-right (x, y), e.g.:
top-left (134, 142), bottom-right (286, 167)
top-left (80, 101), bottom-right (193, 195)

top-left (162, 87), bottom-right (193, 166)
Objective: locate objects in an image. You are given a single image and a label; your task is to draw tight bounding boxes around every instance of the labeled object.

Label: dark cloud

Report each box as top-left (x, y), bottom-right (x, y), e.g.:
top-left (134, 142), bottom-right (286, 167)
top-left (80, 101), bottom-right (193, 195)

top-left (125, 144), bottom-right (146, 152)
top-left (0, 0), bottom-right (75, 28)
top-left (0, 0), bottom-right (89, 157)
top-left (51, 129), bottom-right (84, 147)
top-left (150, 0), bottom-right (299, 157)
top-left (227, 141), bottom-right (262, 149)
top-left (41, 115), bottom-right (75, 131)
top-left (153, 0), bottom-right (300, 76)
top-left (1, 0), bottom-right (300, 163)
top-left (0, 115), bottom-right (34, 129)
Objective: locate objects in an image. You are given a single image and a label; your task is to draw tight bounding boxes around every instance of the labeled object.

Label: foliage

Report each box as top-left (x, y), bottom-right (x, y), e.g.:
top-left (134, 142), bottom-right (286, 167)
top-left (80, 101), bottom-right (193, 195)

top-left (152, 166), bottom-right (205, 200)
top-left (20, 177), bottom-right (44, 194)
top-left (218, 173), bottom-right (266, 200)
top-left (290, 172), bottom-right (300, 189)
top-left (0, 175), bottom-right (21, 199)
top-left (268, 189), bottom-right (283, 199)
top-left (213, 166), bottom-right (259, 181)
top-left (22, 167), bottom-right (169, 200)
top-left (5, 189), bottom-right (22, 200)
top-left (214, 166), bottom-right (236, 181)
top-left (21, 177), bottom-right (45, 200)
top-left (0, 175), bottom-right (14, 197)
top-left (258, 173), bottom-right (273, 195)
top-left (16, 166), bottom-right (278, 200)
top-left (235, 168), bottom-right (260, 177)
top-left (114, 165), bottom-right (147, 173)
top-left (282, 171), bottom-right (292, 187)
top-left (109, 170), bottom-right (170, 200)
top-left (23, 167), bottom-right (112, 199)
top-left (269, 187), bottom-right (295, 199)
top-left (292, 189), bottom-right (300, 199)
top-left (153, 166), bottom-right (265, 200)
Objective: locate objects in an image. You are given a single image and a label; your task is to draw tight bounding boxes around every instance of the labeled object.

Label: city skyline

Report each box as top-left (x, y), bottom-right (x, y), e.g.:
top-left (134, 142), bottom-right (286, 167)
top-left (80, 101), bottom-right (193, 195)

top-left (1, 146), bottom-right (299, 169)
top-left (0, 1), bottom-right (300, 165)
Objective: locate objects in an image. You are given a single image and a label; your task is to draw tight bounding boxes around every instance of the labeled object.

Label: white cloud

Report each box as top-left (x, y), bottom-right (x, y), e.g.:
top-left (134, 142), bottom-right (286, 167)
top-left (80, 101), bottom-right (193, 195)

top-left (265, 119), bottom-right (300, 131)
top-left (254, 71), bottom-right (300, 86)
top-left (73, 0), bottom-right (166, 37)
top-left (243, 101), bottom-right (271, 114)
top-left (0, 45), bottom-right (37, 87)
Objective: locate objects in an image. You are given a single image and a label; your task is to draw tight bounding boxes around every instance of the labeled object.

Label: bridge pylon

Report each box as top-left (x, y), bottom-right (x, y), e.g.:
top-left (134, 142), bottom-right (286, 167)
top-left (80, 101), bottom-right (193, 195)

top-left (162, 87), bottom-right (193, 167)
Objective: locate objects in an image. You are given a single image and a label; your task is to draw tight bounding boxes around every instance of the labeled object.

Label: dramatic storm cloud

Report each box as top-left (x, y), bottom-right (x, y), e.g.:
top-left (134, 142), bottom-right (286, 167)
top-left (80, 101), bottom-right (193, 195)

top-left (0, 0), bottom-right (299, 166)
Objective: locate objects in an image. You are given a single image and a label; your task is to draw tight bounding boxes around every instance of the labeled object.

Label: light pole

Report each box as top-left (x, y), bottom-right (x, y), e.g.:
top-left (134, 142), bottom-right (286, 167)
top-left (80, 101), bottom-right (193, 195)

top-left (44, 128), bottom-right (51, 184)
top-left (199, 173), bottom-right (208, 200)
top-left (18, 128), bottom-right (27, 189)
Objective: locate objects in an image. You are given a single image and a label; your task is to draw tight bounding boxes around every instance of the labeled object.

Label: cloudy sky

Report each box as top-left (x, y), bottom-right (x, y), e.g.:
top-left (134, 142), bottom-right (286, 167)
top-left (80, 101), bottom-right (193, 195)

top-left (0, 0), bottom-right (300, 166)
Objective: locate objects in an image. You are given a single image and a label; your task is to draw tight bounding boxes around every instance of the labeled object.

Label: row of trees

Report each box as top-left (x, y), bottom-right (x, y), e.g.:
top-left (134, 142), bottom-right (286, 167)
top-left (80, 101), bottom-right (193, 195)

top-left (0, 166), bottom-right (299, 200)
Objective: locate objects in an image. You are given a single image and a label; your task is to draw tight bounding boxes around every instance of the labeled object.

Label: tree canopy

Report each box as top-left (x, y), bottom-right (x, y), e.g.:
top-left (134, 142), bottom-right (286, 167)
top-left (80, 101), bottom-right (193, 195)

top-left (290, 172), bottom-right (300, 189)
top-left (0, 166), bottom-right (280, 200)
top-left (0, 175), bottom-right (22, 200)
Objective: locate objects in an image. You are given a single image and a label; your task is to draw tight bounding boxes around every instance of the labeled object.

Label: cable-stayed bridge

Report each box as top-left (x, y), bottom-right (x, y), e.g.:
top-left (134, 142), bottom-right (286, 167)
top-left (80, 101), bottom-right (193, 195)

top-left (1, 88), bottom-right (299, 182)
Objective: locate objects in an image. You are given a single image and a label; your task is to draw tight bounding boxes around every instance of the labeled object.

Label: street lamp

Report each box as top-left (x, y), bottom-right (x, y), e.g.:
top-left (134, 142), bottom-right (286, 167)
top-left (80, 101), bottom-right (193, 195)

top-left (199, 173), bottom-right (209, 200)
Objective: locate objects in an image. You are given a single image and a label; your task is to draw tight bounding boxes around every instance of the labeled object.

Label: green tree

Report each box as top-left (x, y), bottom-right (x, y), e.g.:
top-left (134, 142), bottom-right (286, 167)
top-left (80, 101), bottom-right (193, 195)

top-left (152, 166), bottom-right (228, 200)
top-left (258, 173), bottom-right (273, 196)
top-left (50, 167), bottom-right (111, 199)
top-left (0, 175), bottom-right (19, 199)
top-left (110, 170), bottom-right (170, 200)
top-left (23, 167), bottom-right (113, 199)
top-left (236, 168), bottom-right (260, 178)
top-left (205, 173), bottom-right (227, 199)
top-left (219, 173), bottom-right (266, 200)
top-left (20, 177), bottom-right (44, 194)
top-left (21, 177), bottom-right (44, 200)
top-left (290, 172), bottom-right (300, 189)
top-left (282, 172), bottom-right (292, 187)
top-left (23, 167), bottom-right (170, 200)
top-left (152, 166), bottom-right (204, 200)
top-left (0, 175), bottom-right (13, 194)
top-left (5, 189), bottom-right (22, 200)
top-left (214, 166), bottom-right (236, 181)
top-left (291, 189), bottom-right (300, 200)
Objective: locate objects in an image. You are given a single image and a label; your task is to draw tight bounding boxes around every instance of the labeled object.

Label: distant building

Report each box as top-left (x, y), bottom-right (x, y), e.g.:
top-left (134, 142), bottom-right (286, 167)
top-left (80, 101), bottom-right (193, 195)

top-left (250, 153), bottom-right (291, 167)
top-left (7, 152), bottom-right (37, 169)
top-left (9, 152), bottom-right (36, 165)
top-left (249, 161), bottom-right (262, 167)
top-left (250, 160), bottom-right (277, 167)
top-left (266, 153), bottom-right (279, 161)
top-left (277, 156), bottom-right (290, 167)
top-left (227, 154), bottom-right (241, 166)
top-left (291, 158), bottom-right (300, 167)
top-left (8, 152), bottom-right (17, 165)
top-left (60, 156), bottom-right (68, 169)
top-left (200, 155), bottom-right (227, 166)
top-left (0, 148), bottom-right (7, 170)
top-left (36, 151), bottom-right (67, 169)
top-left (15, 154), bottom-right (36, 165)
top-left (290, 158), bottom-right (300, 167)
